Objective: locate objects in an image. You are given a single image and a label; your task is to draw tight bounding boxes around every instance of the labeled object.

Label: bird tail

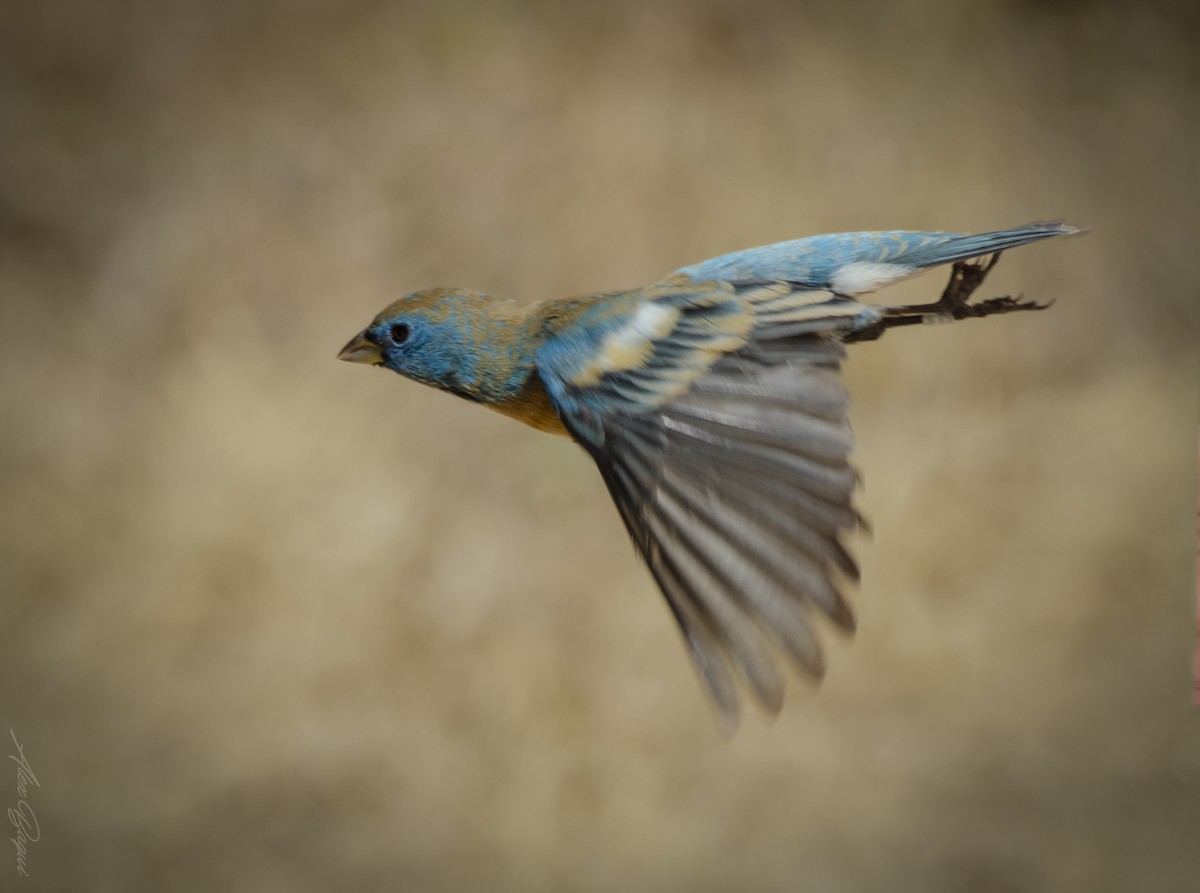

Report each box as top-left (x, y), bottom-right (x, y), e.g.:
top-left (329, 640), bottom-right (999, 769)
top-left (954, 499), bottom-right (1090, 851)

top-left (895, 220), bottom-right (1081, 270)
top-left (673, 220), bottom-right (1083, 294)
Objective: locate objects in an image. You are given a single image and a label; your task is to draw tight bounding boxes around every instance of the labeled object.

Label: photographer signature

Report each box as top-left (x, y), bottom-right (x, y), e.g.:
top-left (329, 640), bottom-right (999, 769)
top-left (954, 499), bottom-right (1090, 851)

top-left (8, 730), bottom-right (40, 878)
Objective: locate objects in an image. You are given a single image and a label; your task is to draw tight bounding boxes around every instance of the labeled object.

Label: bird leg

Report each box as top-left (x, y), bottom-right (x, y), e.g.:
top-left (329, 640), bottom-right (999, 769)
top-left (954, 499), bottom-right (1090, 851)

top-left (844, 253), bottom-right (1052, 343)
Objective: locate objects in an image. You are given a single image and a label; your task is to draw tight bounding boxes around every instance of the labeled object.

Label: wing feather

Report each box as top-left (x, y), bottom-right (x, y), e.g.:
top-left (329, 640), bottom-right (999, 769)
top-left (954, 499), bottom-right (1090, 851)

top-left (538, 281), bottom-right (871, 726)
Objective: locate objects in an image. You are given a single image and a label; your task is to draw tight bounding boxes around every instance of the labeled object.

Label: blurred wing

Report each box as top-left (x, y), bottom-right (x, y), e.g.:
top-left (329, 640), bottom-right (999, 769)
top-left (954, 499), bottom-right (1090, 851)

top-left (537, 281), bottom-right (875, 729)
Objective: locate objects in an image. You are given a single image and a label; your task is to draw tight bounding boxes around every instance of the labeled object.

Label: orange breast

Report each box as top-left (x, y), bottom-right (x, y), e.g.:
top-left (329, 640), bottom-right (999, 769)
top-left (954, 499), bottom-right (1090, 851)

top-left (486, 373), bottom-right (570, 437)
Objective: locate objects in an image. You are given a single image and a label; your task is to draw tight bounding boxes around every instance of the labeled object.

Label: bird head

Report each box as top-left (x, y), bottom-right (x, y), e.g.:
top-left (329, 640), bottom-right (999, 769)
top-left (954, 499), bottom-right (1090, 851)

top-left (337, 288), bottom-right (535, 404)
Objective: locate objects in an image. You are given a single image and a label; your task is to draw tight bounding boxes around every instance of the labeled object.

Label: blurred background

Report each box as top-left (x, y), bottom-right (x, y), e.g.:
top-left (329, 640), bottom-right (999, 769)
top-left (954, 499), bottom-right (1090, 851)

top-left (2, 0), bottom-right (1198, 890)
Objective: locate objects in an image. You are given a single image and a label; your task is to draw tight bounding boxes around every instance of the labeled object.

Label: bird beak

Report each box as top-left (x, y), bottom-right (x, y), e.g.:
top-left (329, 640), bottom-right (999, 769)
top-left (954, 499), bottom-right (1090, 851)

top-left (337, 330), bottom-right (384, 365)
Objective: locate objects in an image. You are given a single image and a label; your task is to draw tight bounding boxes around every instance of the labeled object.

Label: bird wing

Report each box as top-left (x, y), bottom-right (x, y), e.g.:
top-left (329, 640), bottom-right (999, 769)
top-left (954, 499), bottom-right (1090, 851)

top-left (536, 280), bottom-right (878, 729)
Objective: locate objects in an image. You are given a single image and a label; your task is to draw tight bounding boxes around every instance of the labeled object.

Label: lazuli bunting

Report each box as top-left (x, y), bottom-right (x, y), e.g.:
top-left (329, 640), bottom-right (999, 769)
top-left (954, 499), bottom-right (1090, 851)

top-left (339, 221), bottom-right (1078, 729)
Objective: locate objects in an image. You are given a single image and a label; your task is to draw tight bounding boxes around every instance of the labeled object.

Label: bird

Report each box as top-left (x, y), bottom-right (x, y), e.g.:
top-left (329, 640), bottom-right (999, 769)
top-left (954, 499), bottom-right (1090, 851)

top-left (338, 220), bottom-right (1080, 730)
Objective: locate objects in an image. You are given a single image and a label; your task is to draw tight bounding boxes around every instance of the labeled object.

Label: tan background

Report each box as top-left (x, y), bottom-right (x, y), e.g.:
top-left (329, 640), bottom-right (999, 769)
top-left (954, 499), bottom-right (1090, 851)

top-left (2, 1), bottom-right (1198, 890)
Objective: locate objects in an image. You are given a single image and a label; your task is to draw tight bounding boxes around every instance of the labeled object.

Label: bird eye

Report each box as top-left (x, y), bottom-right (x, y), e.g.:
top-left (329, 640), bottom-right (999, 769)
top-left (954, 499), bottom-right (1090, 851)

top-left (389, 323), bottom-right (410, 345)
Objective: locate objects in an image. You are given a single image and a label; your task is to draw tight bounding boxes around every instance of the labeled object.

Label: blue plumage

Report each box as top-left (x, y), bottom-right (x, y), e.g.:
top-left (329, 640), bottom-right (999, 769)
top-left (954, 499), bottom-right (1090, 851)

top-left (338, 220), bottom-right (1080, 729)
top-left (674, 220), bottom-right (1078, 293)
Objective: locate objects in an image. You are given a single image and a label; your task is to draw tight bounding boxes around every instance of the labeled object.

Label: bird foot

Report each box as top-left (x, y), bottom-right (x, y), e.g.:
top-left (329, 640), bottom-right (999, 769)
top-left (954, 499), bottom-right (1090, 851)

top-left (936, 253), bottom-right (1000, 311)
top-left (844, 253), bottom-right (1052, 343)
top-left (949, 292), bottom-right (1053, 320)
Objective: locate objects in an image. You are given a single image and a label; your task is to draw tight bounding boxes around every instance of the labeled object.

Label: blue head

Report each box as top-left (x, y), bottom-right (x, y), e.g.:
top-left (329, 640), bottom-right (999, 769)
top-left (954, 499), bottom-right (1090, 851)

top-left (337, 288), bottom-right (538, 405)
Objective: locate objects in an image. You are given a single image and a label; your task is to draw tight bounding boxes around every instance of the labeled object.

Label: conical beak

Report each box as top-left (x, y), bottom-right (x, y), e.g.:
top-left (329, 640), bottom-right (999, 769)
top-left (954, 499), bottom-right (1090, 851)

top-left (337, 331), bottom-right (384, 365)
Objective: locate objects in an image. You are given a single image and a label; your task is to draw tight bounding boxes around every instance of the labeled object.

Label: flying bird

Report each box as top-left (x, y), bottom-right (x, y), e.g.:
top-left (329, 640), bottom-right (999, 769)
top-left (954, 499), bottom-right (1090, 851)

top-left (338, 221), bottom-right (1079, 729)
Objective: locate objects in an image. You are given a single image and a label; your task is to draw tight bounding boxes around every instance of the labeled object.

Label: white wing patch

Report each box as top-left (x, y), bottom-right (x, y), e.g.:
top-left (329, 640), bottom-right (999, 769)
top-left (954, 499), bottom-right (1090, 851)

top-left (829, 261), bottom-right (916, 296)
top-left (626, 301), bottom-right (681, 341)
top-left (569, 302), bottom-right (683, 386)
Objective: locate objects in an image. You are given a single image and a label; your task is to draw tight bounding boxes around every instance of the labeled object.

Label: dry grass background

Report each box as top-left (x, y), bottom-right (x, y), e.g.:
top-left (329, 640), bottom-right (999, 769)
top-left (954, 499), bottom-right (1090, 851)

top-left (2, 1), bottom-right (1199, 890)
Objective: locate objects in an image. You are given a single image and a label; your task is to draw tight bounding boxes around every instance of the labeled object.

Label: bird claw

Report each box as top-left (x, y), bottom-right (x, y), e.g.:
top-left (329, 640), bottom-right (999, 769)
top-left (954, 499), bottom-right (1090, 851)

top-left (846, 253), bottom-right (1053, 343)
top-left (953, 293), bottom-right (1053, 320)
top-left (941, 256), bottom-right (1053, 318)
top-left (938, 255), bottom-right (1000, 310)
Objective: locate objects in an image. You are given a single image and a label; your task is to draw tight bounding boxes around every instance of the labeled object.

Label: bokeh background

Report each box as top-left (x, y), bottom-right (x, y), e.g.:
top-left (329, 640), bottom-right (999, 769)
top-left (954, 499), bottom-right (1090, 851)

top-left (2, 1), bottom-right (1198, 890)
